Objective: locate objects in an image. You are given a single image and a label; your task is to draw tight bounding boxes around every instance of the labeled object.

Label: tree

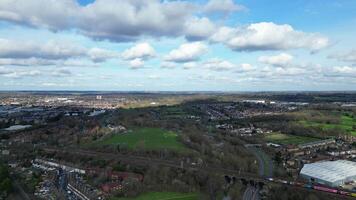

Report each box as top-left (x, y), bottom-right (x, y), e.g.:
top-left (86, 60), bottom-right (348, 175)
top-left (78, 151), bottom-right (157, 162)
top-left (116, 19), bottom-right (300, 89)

top-left (0, 178), bottom-right (12, 193)
top-left (0, 164), bottom-right (12, 195)
top-left (117, 144), bottom-right (121, 152)
top-left (274, 151), bottom-right (282, 166)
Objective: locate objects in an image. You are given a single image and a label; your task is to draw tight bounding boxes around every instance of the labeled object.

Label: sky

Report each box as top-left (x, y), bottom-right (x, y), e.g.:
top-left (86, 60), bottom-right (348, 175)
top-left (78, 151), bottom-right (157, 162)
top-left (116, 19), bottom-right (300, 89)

top-left (0, 0), bottom-right (355, 91)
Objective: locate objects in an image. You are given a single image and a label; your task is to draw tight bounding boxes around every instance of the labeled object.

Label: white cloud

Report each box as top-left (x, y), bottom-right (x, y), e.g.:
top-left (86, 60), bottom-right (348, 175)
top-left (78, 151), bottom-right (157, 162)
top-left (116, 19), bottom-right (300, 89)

top-left (204, 0), bottom-right (245, 14)
top-left (148, 75), bottom-right (161, 79)
top-left (164, 42), bottom-right (208, 63)
top-left (51, 69), bottom-right (72, 77)
top-left (275, 67), bottom-right (306, 76)
top-left (0, 66), bottom-right (11, 75)
top-left (332, 66), bottom-right (356, 74)
top-left (129, 58), bottom-right (144, 69)
top-left (183, 62), bottom-right (198, 69)
top-left (240, 63), bottom-right (254, 71)
top-left (211, 22), bottom-right (329, 52)
top-left (0, 0), bottom-right (195, 42)
top-left (0, 38), bottom-right (117, 64)
top-left (203, 58), bottom-right (235, 71)
top-left (210, 26), bottom-right (236, 43)
top-left (87, 48), bottom-right (118, 63)
top-left (0, 38), bottom-right (85, 60)
top-left (258, 53), bottom-right (294, 67)
top-left (329, 49), bottom-right (356, 63)
top-left (0, 67), bottom-right (41, 79)
top-left (160, 62), bottom-right (177, 69)
top-left (122, 43), bottom-right (156, 60)
top-left (184, 17), bottom-right (216, 41)
top-left (0, 58), bottom-right (56, 66)
top-left (59, 60), bottom-right (100, 68)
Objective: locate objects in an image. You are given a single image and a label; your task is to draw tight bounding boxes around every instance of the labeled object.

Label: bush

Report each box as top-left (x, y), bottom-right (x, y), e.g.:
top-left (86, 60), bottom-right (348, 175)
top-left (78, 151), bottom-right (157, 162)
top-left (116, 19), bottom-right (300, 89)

top-left (0, 164), bottom-right (12, 195)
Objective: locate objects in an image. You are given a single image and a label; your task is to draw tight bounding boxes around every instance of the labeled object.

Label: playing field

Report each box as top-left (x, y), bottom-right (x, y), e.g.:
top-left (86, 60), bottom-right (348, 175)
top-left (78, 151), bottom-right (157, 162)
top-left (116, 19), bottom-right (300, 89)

top-left (97, 128), bottom-right (187, 151)
top-left (299, 114), bottom-right (356, 136)
top-left (161, 106), bottom-right (188, 118)
top-left (112, 192), bottom-right (199, 200)
top-left (265, 133), bottom-right (320, 145)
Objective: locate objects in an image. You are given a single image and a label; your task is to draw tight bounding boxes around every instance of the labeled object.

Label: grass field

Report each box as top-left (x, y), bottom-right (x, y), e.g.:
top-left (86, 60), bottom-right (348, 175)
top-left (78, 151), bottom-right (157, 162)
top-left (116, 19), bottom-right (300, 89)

top-left (265, 133), bottom-right (320, 145)
top-left (96, 128), bottom-right (187, 151)
top-left (299, 114), bottom-right (356, 136)
top-left (161, 106), bottom-right (188, 118)
top-left (112, 192), bottom-right (199, 200)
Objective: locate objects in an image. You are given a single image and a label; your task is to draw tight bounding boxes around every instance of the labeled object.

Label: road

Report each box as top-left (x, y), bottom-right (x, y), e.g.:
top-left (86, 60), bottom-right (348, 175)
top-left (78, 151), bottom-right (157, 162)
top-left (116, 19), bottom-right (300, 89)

top-left (11, 179), bottom-right (31, 200)
top-left (242, 186), bottom-right (260, 200)
top-left (246, 146), bottom-right (273, 177)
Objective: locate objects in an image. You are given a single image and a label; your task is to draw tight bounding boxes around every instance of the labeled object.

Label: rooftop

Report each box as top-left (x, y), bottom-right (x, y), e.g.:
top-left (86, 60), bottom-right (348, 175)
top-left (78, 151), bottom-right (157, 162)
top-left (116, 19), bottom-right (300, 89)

top-left (300, 160), bottom-right (356, 183)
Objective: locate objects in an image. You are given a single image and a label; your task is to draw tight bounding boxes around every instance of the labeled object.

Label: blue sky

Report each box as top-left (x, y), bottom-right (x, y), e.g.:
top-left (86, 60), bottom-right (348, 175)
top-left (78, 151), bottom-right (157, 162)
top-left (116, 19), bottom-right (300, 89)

top-left (0, 0), bottom-right (355, 91)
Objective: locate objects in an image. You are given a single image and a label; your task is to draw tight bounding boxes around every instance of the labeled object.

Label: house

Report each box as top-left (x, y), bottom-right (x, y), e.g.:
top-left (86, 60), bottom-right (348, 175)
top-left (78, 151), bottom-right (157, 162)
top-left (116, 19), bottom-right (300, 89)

top-left (1, 149), bottom-right (10, 155)
top-left (101, 183), bottom-right (122, 193)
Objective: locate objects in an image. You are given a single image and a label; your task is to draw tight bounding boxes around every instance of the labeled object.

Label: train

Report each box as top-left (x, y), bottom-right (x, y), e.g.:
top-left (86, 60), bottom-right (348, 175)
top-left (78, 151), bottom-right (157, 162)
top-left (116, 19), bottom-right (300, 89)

top-left (264, 177), bottom-right (356, 198)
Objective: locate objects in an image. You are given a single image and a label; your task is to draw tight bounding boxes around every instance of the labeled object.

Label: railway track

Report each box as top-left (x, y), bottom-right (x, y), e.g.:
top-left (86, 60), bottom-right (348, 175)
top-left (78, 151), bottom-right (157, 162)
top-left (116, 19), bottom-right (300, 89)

top-left (41, 147), bottom-right (356, 199)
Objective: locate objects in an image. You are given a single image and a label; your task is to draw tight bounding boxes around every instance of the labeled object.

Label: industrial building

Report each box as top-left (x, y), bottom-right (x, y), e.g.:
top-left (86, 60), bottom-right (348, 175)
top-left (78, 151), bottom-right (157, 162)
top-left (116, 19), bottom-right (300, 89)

top-left (300, 160), bottom-right (356, 187)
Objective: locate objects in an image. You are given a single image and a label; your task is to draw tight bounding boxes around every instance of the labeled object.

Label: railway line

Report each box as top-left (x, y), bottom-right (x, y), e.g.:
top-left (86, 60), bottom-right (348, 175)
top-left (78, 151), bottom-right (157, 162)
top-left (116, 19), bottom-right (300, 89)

top-left (41, 147), bottom-right (356, 199)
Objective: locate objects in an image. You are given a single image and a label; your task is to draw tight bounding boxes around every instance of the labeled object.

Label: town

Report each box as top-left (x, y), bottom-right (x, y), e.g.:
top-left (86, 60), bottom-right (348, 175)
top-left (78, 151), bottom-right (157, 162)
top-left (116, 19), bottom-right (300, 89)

top-left (1, 92), bottom-right (356, 200)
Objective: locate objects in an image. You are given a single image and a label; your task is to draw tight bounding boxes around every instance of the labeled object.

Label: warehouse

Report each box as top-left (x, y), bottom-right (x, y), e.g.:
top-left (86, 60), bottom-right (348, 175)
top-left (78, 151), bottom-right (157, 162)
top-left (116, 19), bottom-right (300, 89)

top-left (300, 160), bottom-right (356, 187)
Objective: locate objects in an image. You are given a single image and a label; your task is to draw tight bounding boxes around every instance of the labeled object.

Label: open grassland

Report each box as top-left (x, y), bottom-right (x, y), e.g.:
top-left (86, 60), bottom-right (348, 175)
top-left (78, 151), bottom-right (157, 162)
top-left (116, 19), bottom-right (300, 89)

top-left (112, 192), bottom-right (199, 200)
top-left (97, 128), bottom-right (187, 151)
top-left (299, 114), bottom-right (356, 136)
top-left (160, 106), bottom-right (188, 119)
top-left (265, 133), bottom-right (320, 145)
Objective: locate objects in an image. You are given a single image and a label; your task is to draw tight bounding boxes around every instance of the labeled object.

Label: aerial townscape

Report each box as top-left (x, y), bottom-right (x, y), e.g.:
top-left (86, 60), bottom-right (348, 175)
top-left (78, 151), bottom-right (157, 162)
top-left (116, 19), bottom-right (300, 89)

top-left (1, 0), bottom-right (356, 200)
top-left (0, 92), bottom-right (356, 200)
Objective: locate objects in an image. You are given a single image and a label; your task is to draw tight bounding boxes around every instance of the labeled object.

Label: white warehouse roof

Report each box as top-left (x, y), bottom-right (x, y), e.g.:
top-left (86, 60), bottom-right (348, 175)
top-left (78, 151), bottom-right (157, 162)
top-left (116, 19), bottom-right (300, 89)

top-left (300, 160), bottom-right (356, 185)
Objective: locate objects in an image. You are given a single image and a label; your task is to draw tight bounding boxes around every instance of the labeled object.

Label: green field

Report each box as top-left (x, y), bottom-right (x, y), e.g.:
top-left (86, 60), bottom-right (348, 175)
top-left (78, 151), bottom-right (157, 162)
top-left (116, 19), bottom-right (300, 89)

top-left (299, 114), bottom-right (356, 136)
top-left (96, 128), bottom-right (187, 151)
top-left (161, 106), bottom-right (188, 118)
top-left (265, 133), bottom-right (320, 145)
top-left (112, 192), bottom-right (199, 200)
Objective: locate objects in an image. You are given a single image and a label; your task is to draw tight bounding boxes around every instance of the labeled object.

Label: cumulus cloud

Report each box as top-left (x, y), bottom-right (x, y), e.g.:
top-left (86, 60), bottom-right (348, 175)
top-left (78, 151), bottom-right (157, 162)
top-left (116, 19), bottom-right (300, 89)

top-left (0, 67), bottom-right (41, 78)
top-left (148, 75), bottom-right (160, 80)
top-left (204, 0), bottom-right (246, 14)
top-left (329, 49), bottom-right (356, 64)
top-left (87, 48), bottom-right (118, 63)
top-left (203, 58), bottom-right (236, 71)
top-left (0, 39), bottom-right (85, 60)
top-left (332, 66), bottom-right (356, 74)
top-left (164, 42), bottom-right (208, 63)
top-left (210, 22), bottom-right (329, 52)
top-left (184, 17), bottom-right (216, 41)
top-left (258, 53), bottom-right (294, 67)
top-left (129, 58), bottom-right (144, 69)
top-left (0, 1), bottom-right (330, 56)
top-left (0, 38), bottom-right (117, 65)
top-left (0, 66), bottom-right (11, 75)
top-left (51, 69), bottom-right (72, 77)
top-left (121, 43), bottom-right (156, 60)
top-left (183, 62), bottom-right (198, 69)
top-left (240, 63), bottom-right (254, 71)
top-left (0, 58), bottom-right (56, 66)
top-left (160, 62), bottom-right (177, 69)
top-left (0, 0), bottom-right (195, 42)
top-left (274, 67), bottom-right (306, 76)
